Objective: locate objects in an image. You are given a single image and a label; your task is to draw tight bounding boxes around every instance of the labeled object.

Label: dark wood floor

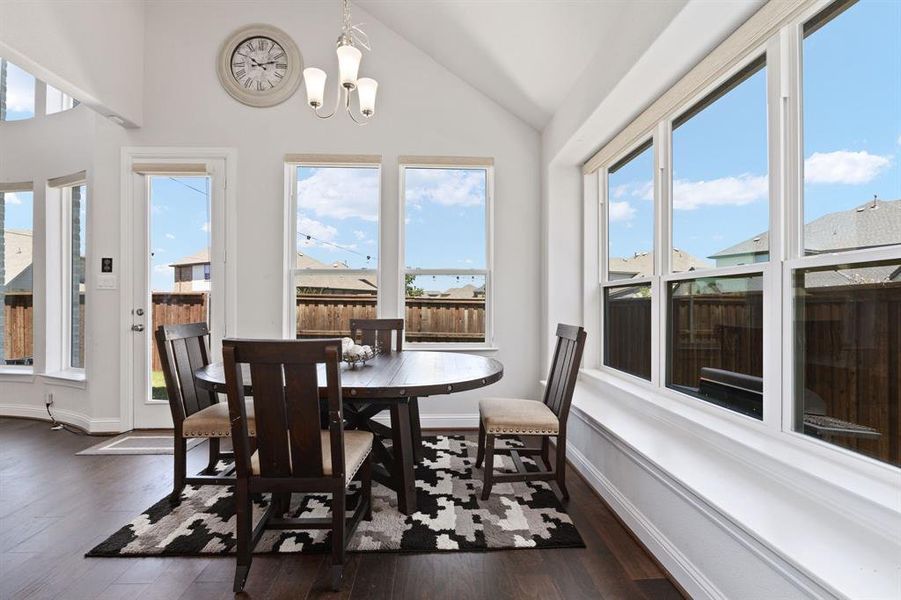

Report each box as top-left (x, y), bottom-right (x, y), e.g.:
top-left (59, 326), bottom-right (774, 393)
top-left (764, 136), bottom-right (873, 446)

top-left (0, 417), bottom-right (684, 600)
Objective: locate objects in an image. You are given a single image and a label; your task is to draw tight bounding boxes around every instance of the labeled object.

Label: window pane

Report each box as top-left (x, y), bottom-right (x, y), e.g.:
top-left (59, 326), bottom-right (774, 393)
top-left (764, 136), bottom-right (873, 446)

top-left (608, 143), bottom-right (654, 280)
top-left (0, 59), bottom-right (35, 121)
top-left (405, 274), bottom-right (485, 343)
top-left (46, 84), bottom-right (77, 115)
top-left (604, 284), bottom-right (651, 380)
top-left (802, 0), bottom-right (901, 254)
top-left (668, 273), bottom-right (763, 418)
top-left (294, 272), bottom-right (377, 339)
top-left (70, 185), bottom-right (87, 369)
top-left (1, 191), bottom-right (34, 366)
top-left (672, 59), bottom-right (768, 271)
top-left (296, 166), bottom-right (379, 269)
top-left (149, 176), bottom-right (210, 399)
top-left (404, 168), bottom-right (486, 270)
top-left (794, 259), bottom-right (901, 467)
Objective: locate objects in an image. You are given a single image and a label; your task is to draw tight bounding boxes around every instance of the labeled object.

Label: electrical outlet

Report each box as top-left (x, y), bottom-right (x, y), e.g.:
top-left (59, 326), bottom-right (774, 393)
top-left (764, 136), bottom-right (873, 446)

top-left (45, 392), bottom-right (54, 407)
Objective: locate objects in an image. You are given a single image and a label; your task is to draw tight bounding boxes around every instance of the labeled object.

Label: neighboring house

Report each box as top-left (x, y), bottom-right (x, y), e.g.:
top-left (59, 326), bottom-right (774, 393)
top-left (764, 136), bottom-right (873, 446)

top-left (3, 229), bottom-right (33, 292)
top-left (609, 249), bottom-right (711, 280)
top-left (170, 249), bottom-right (377, 294)
top-left (423, 283), bottom-right (486, 299)
top-left (711, 198), bottom-right (901, 266)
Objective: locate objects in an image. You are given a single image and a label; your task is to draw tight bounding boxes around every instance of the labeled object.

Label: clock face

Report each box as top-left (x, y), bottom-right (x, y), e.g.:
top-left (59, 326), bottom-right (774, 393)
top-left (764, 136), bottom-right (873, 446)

top-left (230, 37), bottom-right (289, 92)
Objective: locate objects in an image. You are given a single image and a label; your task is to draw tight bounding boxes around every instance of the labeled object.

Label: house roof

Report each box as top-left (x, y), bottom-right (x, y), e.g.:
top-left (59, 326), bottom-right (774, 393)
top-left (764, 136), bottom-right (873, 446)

top-left (710, 199), bottom-right (901, 258)
top-left (608, 249), bottom-right (712, 280)
top-left (423, 283), bottom-right (485, 299)
top-left (3, 229), bottom-right (33, 288)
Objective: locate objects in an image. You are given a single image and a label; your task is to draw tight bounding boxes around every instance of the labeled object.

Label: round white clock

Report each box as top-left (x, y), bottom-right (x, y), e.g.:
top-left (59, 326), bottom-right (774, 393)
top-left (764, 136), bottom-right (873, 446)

top-left (217, 24), bottom-right (303, 107)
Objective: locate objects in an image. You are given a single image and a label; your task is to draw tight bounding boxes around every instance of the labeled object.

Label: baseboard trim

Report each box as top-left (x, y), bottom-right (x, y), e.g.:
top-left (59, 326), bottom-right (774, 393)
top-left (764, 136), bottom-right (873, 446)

top-left (0, 404), bottom-right (122, 434)
top-left (567, 408), bottom-right (838, 600)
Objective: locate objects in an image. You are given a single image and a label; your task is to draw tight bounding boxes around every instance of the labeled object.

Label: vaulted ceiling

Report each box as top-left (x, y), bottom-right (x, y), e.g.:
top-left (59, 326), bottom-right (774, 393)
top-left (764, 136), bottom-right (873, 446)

top-left (357, 0), bottom-right (689, 129)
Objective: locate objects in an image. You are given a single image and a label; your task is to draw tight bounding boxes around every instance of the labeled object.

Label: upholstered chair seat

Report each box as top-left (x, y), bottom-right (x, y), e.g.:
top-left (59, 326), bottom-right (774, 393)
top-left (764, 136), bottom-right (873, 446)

top-left (478, 398), bottom-right (559, 435)
top-left (250, 430), bottom-right (373, 484)
top-left (182, 401), bottom-right (256, 438)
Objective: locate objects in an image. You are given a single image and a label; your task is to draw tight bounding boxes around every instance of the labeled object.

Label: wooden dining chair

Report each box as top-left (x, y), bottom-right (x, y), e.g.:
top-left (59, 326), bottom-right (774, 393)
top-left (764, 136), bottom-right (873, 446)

top-left (347, 318), bottom-right (424, 460)
top-left (155, 323), bottom-right (256, 501)
top-left (476, 323), bottom-right (586, 501)
top-left (223, 338), bottom-right (373, 593)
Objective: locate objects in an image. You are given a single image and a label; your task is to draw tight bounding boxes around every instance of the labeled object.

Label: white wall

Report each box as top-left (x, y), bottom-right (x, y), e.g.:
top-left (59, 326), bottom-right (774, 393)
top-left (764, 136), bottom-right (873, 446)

top-left (0, 0), bottom-right (542, 431)
top-left (0, 0), bottom-right (144, 126)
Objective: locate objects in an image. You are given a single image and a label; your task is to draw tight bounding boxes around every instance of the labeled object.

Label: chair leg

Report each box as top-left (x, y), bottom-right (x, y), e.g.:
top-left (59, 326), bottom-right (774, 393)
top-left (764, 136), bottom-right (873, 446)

top-left (233, 481), bottom-right (253, 593)
top-left (475, 419), bottom-right (486, 468)
top-left (203, 437), bottom-right (221, 475)
top-left (555, 434), bottom-right (569, 501)
top-left (171, 436), bottom-right (187, 502)
top-left (541, 436), bottom-right (551, 470)
top-left (272, 492), bottom-right (291, 517)
top-left (330, 486), bottom-right (346, 591)
top-left (480, 434), bottom-right (495, 501)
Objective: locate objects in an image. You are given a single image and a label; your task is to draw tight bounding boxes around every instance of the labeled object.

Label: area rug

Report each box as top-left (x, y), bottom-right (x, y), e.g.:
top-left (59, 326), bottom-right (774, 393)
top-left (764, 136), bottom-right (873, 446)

top-left (77, 432), bottom-right (204, 455)
top-left (87, 435), bottom-right (584, 556)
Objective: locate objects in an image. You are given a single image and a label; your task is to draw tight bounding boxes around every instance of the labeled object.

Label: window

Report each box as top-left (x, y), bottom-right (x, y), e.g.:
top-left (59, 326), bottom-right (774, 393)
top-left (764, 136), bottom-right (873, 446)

top-left (203, 263), bottom-right (211, 281)
top-left (402, 163), bottom-right (491, 344)
top-left (65, 184), bottom-right (87, 370)
top-left (588, 0), bottom-right (901, 472)
top-left (802, 0), bottom-right (901, 254)
top-left (0, 189), bottom-right (34, 367)
top-left (291, 163), bottom-right (379, 339)
top-left (672, 56), bottom-right (769, 270)
top-left (603, 140), bottom-right (654, 379)
top-left (0, 59), bottom-right (35, 121)
top-left (46, 84), bottom-right (77, 115)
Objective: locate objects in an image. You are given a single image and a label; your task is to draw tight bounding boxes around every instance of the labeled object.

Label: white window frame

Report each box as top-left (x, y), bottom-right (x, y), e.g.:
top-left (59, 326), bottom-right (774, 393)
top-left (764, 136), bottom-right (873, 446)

top-left (587, 0), bottom-right (901, 481)
top-left (0, 182), bottom-right (35, 376)
top-left (398, 159), bottom-right (495, 349)
top-left (284, 155), bottom-right (382, 339)
top-left (0, 58), bottom-right (78, 122)
top-left (58, 178), bottom-right (88, 376)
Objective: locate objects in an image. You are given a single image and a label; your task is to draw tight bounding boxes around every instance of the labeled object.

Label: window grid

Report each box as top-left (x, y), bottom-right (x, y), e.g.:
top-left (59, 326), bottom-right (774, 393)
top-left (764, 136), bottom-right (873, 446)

top-left (593, 0), bottom-right (901, 470)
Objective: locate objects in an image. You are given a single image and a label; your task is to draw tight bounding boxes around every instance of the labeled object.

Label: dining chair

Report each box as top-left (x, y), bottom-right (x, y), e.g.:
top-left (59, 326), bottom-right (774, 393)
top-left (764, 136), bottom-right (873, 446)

top-left (223, 338), bottom-right (373, 593)
top-left (155, 322), bottom-right (255, 501)
top-left (348, 318), bottom-right (424, 460)
top-left (476, 323), bottom-right (586, 501)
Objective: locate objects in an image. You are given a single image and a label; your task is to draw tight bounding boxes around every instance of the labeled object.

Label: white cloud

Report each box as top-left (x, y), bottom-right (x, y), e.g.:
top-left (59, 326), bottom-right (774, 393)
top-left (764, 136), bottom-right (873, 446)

top-left (405, 169), bottom-right (485, 208)
top-left (3, 64), bottom-right (35, 113)
top-left (804, 150), bottom-right (892, 185)
top-left (200, 222), bottom-right (210, 233)
top-left (611, 180), bottom-right (653, 202)
top-left (165, 233), bottom-right (176, 240)
top-left (609, 201), bottom-right (636, 222)
top-left (2, 192), bottom-right (23, 205)
top-left (297, 215), bottom-right (338, 247)
top-left (897, 134), bottom-right (901, 146)
top-left (672, 174), bottom-right (768, 210)
top-left (297, 167), bottom-right (379, 221)
top-left (353, 230), bottom-right (366, 240)
top-left (153, 264), bottom-right (173, 275)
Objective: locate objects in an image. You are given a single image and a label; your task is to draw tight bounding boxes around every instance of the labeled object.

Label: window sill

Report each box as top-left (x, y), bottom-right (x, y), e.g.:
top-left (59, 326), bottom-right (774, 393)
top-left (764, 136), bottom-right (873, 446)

top-left (0, 367), bottom-right (36, 383)
top-left (42, 370), bottom-right (87, 389)
top-left (405, 344), bottom-right (499, 353)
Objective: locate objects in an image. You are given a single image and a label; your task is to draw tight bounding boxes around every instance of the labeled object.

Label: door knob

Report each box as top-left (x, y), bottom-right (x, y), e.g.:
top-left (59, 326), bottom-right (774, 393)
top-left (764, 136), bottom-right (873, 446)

top-left (131, 324), bottom-right (145, 332)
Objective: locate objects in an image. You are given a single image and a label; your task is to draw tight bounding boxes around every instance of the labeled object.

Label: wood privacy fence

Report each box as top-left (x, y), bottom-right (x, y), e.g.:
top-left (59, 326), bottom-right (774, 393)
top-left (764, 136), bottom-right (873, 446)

top-left (606, 286), bottom-right (900, 466)
top-left (2, 292), bottom-right (34, 362)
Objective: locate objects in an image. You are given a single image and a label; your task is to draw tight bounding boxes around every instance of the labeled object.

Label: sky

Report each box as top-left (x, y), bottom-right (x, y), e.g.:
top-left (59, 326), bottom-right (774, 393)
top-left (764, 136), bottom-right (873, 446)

top-left (149, 177), bottom-right (210, 292)
top-left (608, 0), bottom-right (901, 266)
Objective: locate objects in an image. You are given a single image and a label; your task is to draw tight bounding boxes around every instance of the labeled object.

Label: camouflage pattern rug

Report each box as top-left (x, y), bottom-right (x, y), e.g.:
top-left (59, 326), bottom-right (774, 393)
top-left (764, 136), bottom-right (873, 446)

top-left (87, 435), bottom-right (584, 556)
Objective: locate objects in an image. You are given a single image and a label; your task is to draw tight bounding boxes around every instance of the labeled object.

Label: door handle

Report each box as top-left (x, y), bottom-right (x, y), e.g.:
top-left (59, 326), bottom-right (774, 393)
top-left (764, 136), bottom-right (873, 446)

top-left (131, 324), bottom-right (145, 332)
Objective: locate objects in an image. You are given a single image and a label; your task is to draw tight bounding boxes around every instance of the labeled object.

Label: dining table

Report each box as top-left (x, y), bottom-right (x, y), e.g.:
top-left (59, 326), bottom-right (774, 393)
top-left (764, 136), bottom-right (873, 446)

top-left (194, 350), bottom-right (504, 514)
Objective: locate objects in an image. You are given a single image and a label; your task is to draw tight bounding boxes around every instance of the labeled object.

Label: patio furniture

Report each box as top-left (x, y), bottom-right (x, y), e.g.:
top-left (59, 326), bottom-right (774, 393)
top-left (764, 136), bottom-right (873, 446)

top-left (476, 323), bottom-right (586, 501)
top-left (155, 322), bottom-right (255, 501)
top-left (195, 350), bottom-right (504, 514)
top-left (347, 318), bottom-right (424, 461)
top-left (222, 338), bottom-right (373, 592)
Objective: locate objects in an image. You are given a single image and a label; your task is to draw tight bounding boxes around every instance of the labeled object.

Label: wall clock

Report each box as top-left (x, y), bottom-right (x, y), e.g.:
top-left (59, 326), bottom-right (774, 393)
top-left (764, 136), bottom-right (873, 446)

top-left (217, 24), bottom-right (303, 107)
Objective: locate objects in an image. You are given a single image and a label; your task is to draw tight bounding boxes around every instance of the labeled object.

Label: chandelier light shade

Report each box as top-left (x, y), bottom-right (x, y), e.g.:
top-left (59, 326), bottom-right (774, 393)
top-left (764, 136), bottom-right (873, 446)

top-left (303, 0), bottom-right (378, 125)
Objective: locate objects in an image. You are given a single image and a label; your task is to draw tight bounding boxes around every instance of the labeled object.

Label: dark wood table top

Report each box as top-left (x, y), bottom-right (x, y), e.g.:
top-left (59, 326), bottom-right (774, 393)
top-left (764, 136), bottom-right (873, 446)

top-left (194, 351), bottom-right (504, 400)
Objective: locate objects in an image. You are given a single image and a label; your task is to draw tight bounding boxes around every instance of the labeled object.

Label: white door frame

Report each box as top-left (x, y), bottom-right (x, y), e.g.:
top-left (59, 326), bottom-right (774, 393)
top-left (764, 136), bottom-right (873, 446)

top-left (119, 147), bottom-right (237, 431)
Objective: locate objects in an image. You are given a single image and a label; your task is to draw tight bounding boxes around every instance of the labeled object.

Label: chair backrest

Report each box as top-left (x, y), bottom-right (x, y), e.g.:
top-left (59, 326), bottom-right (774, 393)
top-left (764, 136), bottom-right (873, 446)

top-left (222, 338), bottom-right (345, 482)
top-left (155, 322), bottom-right (217, 425)
top-left (349, 318), bottom-right (404, 353)
top-left (542, 324), bottom-right (587, 424)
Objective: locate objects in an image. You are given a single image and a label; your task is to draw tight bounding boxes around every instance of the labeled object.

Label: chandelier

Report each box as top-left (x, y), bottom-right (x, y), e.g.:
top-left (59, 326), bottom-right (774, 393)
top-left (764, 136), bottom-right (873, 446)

top-left (303, 0), bottom-right (378, 124)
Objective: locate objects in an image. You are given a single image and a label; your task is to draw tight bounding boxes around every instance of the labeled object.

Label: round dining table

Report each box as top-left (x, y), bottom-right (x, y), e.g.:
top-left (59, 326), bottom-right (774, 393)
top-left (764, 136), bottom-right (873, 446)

top-left (194, 351), bottom-right (503, 514)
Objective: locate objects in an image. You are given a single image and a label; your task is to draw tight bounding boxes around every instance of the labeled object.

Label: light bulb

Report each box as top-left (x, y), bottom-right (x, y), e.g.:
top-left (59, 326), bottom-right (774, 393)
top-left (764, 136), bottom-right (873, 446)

top-left (356, 78), bottom-right (378, 117)
top-left (336, 44), bottom-right (362, 88)
top-left (303, 68), bottom-right (327, 108)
